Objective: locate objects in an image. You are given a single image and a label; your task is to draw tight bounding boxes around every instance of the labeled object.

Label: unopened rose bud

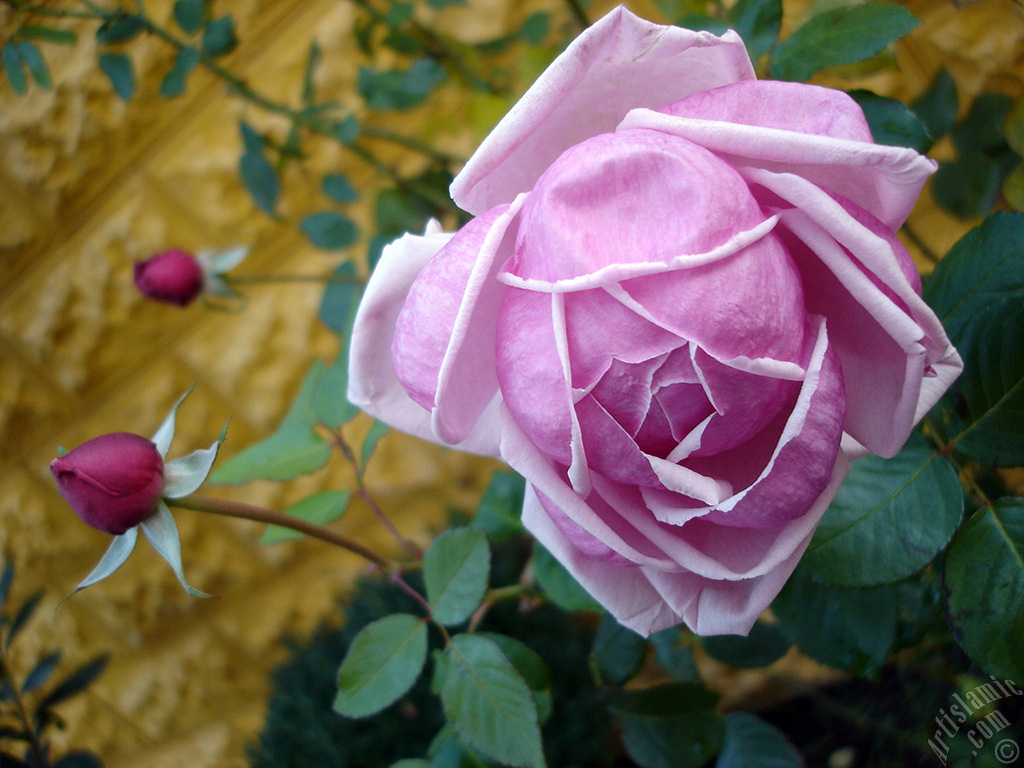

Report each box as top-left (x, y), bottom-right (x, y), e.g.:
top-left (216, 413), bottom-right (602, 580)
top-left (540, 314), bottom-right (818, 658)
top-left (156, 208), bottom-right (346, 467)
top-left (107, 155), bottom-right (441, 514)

top-left (50, 433), bottom-right (165, 535)
top-left (134, 249), bottom-right (205, 306)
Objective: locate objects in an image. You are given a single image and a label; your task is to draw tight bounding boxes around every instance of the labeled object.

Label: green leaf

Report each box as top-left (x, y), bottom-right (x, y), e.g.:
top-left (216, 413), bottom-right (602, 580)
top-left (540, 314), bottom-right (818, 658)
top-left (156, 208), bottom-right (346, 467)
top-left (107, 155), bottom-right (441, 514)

top-left (802, 436), bottom-right (963, 586)
top-left (924, 213), bottom-right (1024, 465)
top-left (334, 613), bottom-right (428, 717)
top-left (848, 89), bottom-right (932, 153)
top-left (322, 173), bottom-right (359, 203)
top-left (649, 629), bottom-right (699, 681)
top-left (1004, 162), bottom-right (1024, 211)
top-left (912, 67), bottom-right (958, 141)
top-left (5, 591), bottom-right (42, 649)
top-left (475, 470), bottom-right (525, 541)
top-left (18, 26), bottom-right (77, 45)
top-left (531, 543), bottom-right (601, 613)
top-left (772, 567), bottom-right (896, 675)
top-left (952, 93), bottom-right (1015, 158)
top-left (260, 490), bottom-right (351, 544)
top-left (95, 14), bottom-right (144, 43)
top-left (2, 43), bottom-right (27, 95)
top-left (300, 212), bottom-right (359, 250)
top-left (210, 361), bottom-right (332, 484)
top-left (715, 712), bottom-right (802, 768)
top-left (17, 41), bottom-right (50, 90)
top-left (160, 47), bottom-right (200, 98)
top-left (201, 15), bottom-right (236, 56)
top-left (35, 655), bottom-right (108, 712)
top-left (424, 528), bottom-right (490, 626)
top-left (592, 612), bottom-right (646, 686)
top-left (521, 12), bottom-right (550, 45)
top-left (701, 621), bottom-right (791, 668)
top-left (239, 150), bottom-right (279, 215)
top-left (945, 500), bottom-right (1024, 681)
top-left (769, 3), bottom-right (920, 82)
top-left (313, 341), bottom-right (360, 428)
top-left (98, 53), bottom-right (135, 100)
top-left (173, 0), bottom-right (205, 34)
top-left (0, 562), bottom-right (14, 614)
top-left (1005, 96), bottom-right (1024, 156)
top-left (336, 114), bottom-right (360, 145)
top-left (22, 651), bottom-right (61, 694)
top-left (476, 633), bottom-right (553, 724)
top-left (608, 683), bottom-right (724, 768)
top-left (52, 754), bottom-right (103, 768)
top-left (932, 155), bottom-right (1002, 220)
top-left (392, 761), bottom-right (430, 768)
top-left (358, 58), bottom-right (446, 111)
top-left (726, 0), bottom-right (782, 60)
top-left (441, 633), bottom-right (545, 768)
top-left (239, 120), bottom-right (264, 154)
top-left (319, 261), bottom-right (362, 335)
top-left (360, 419), bottom-right (389, 473)
top-left (386, 2), bottom-right (414, 26)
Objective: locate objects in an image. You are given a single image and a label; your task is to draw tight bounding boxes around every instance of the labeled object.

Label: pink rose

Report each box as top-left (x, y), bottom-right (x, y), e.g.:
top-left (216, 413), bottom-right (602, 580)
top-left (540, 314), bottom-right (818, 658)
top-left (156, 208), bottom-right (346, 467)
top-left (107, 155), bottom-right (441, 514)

top-left (348, 8), bottom-right (962, 635)
top-left (51, 433), bottom-right (165, 535)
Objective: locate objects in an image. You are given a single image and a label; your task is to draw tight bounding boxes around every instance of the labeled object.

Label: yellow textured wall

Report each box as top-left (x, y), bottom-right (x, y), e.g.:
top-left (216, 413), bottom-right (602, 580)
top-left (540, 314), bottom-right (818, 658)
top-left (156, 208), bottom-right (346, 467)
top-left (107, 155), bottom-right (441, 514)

top-left (0, 0), bottom-right (1022, 765)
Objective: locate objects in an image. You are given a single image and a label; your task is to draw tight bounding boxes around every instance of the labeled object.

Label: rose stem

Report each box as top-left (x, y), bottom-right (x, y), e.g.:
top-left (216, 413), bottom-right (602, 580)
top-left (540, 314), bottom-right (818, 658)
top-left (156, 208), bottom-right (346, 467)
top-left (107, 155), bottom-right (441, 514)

top-left (222, 273), bottom-right (366, 286)
top-left (330, 429), bottom-right (424, 560)
top-left (167, 493), bottom-right (392, 569)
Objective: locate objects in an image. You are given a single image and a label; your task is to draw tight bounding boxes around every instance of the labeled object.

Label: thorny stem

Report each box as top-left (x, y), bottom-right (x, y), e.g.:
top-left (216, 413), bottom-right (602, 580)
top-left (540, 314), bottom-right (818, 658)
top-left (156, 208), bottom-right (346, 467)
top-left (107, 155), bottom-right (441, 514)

top-left (329, 429), bottom-right (424, 560)
top-left (467, 583), bottom-right (531, 632)
top-left (0, 644), bottom-right (47, 765)
top-left (167, 493), bottom-right (394, 569)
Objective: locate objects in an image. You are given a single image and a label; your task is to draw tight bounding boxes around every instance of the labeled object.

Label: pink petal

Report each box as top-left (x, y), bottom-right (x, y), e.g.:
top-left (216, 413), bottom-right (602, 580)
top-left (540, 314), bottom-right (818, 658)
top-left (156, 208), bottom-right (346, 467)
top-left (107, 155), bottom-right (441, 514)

top-left (661, 80), bottom-right (874, 143)
top-left (393, 198), bottom-right (524, 444)
top-left (348, 222), bottom-right (502, 458)
top-left (749, 168), bottom-right (961, 455)
top-left (451, 7), bottom-right (754, 216)
top-left (617, 103), bottom-right (937, 230)
top-left (523, 485), bottom-right (684, 636)
top-left (612, 229), bottom-right (806, 366)
top-left (504, 130), bottom-right (767, 286)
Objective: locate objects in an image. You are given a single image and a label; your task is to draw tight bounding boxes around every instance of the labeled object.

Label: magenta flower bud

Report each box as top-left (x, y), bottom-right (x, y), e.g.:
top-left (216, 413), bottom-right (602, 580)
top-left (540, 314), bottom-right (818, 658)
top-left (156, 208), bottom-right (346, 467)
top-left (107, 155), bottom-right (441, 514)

top-left (50, 433), bottom-right (165, 535)
top-left (134, 249), bottom-right (205, 306)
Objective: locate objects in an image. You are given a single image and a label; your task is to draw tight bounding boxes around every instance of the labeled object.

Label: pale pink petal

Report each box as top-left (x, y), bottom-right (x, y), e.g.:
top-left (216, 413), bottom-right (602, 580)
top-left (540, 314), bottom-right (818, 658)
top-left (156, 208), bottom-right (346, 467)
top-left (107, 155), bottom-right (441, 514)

top-left (451, 7), bottom-right (755, 215)
top-left (523, 486), bottom-right (684, 636)
top-left (393, 197), bottom-right (525, 444)
top-left (500, 404), bottom-right (679, 570)
top-left (611, 229), bottom-right (806, 366)
top-left (349, 223), bottom-right (502, 458)
top-left (748, 168), bottom-right (961, 455)
top-left (504, 130), bottom-right (767, 285)
top-left (617, 107), bottom-right (936, 229)
top-left (661, 80), bottom-right (874, 142)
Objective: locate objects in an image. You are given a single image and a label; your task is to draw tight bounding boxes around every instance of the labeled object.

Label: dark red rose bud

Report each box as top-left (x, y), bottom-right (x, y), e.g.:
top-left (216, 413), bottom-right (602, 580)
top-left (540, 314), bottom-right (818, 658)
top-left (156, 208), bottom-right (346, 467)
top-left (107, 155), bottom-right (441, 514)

top-left (134, 250), bottom-right (205, 306)
top-left (50, 433), bottom-right (165, 535)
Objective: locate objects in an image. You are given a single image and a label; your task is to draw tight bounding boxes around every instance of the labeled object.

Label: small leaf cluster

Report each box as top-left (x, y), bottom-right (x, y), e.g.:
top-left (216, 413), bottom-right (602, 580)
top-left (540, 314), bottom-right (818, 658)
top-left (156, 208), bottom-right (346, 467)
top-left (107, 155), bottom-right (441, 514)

top-left (0, 562), bottom-right (108, 768)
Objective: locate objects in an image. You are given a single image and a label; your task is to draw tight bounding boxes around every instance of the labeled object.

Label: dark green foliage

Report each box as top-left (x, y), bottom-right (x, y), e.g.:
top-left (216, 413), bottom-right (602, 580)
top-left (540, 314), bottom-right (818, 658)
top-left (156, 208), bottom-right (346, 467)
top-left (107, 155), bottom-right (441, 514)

top-left (0, 562), bottom-right (107, 768)
top-left (249, 544), bottom-right (612, 768)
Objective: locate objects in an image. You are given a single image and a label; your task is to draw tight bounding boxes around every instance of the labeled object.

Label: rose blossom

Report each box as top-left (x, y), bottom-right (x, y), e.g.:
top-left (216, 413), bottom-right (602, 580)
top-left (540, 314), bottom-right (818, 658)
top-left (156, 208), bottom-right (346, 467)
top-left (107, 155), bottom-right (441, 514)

top-left (51, 433), bottom-right (165, 535)
top-left (348, 8), bottom-right (962, 635)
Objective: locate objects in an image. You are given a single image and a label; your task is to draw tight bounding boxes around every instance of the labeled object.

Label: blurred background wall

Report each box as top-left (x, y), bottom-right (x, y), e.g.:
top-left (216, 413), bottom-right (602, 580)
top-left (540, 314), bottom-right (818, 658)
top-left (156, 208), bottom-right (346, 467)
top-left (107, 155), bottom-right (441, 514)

top-left (0, 0), bottom-right (1021, 765)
